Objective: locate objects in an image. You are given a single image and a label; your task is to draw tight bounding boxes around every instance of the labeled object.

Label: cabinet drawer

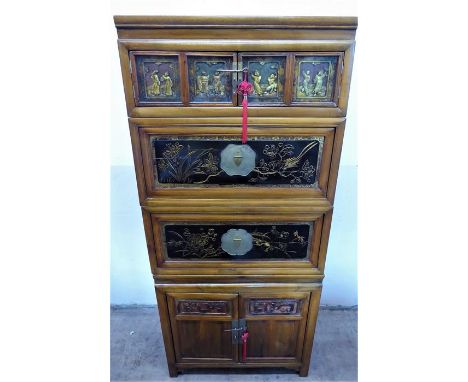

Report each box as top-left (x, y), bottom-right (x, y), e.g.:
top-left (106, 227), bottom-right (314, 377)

top-left (135, 124), bottom-right (336, 200)
top-left (129, 50), bottom-right (343, 108)
top-left (147, 212), bottom-right (327, 273)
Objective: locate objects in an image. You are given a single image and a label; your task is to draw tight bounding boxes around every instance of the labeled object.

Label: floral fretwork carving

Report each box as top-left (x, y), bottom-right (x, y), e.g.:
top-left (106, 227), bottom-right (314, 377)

top-left (249, 299), bottom-right (302, 315)
top-left (177, 300), bottom-right (229, 315)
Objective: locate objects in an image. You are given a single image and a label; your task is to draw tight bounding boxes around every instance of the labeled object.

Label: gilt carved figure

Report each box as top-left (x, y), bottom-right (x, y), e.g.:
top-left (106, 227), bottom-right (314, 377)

top-left (147, 70), bottom-right (160, 96)
top-left (197, 71), bottom-right (209, 94)
top-left (252, 70), bottom-right (263, 95)
top-left (161, 72), bottom-right (173, 96)
top-left (266, 73), bottom-right (278, 94)
top-left (312, 69), bottom-right (327, 96)
top-left (212, 71), bottom-right (224, 95)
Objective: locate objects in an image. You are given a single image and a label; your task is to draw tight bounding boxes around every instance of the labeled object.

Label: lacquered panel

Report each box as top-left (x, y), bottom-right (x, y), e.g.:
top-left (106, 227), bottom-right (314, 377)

top-left (187, 55), bottom-right (235, 104)
top-left (293, 55), bottom-right (339, 103)
top-left (163, 223), bottom-right (312, 260)
top-left (151, 136), bottom-right (324, 188)
top-left (240, 55), bottom-right (287, 104)
top-left (132, 53), bottom-right (182, 105)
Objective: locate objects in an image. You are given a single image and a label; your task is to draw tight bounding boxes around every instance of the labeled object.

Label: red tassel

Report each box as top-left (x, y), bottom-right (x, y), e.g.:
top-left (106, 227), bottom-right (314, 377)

top-left (237, 76), bottom-right (253, 144)
top-left (242, 95), bottom-right (248, 144)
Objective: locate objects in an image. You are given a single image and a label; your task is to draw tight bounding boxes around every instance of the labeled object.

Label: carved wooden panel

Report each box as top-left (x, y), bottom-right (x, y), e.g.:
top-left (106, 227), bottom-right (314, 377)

top-left (187, 54), bottom-right (236, 104)
top-left (151, 136), bottom-right (324, 187)
top-left (248, 299), bottom-right (302, 315)
top-left (239, 54), bottom-right (287, 105)
top-left (176, 300), bottom-right (229, 315)
top-left (130, 52), bottom-right (182, 105)
top-left (163, 223), bottom-right (312, 260)
top-left (293, 54), bottom-right (341, 104)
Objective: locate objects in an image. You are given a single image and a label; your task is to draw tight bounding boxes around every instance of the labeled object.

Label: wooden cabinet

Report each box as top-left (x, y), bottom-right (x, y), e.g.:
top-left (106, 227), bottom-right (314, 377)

top-left (159, 284), bottom-right (321, 375)
top-left (114, 16), bottom-right (357, 378)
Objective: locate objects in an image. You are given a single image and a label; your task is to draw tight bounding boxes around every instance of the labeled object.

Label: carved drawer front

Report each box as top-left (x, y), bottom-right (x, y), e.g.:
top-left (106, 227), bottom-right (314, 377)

top-left (153, 136), bottom-right (323, 187)
top-left (153, 216), bottom-right (325, 269)
top-left (292, 53), bottom-right (342, 106)
top-left (127, 51), bottom-right (345, 109)
top-left (130, 51), bottom-right (183, 106)
top-left (137, 126), bottom-right (336, 199)
top-left (163, 223), bottom-right (311, 260)
top-left (187, 53), bottom-right (237, 105)
top-left (238, 53), bottom-right (288, 105)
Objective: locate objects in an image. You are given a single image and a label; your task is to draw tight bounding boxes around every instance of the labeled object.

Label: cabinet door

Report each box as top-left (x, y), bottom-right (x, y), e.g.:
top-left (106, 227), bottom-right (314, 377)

top-left (239, 292), bottom-right (310, 363)
top-left (167, 293), bottom-right (239, 363)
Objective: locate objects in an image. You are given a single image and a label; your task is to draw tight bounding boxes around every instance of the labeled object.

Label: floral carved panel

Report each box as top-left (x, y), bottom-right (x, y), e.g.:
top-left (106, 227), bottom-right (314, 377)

top-left (151, 136), bottom-right (324, 188)
top-left (248, 299), bottom-right (302, 315)
top-left (176, 300), bottom-right (230, 315)
top-left (163, 223), bottom-right (312, 260)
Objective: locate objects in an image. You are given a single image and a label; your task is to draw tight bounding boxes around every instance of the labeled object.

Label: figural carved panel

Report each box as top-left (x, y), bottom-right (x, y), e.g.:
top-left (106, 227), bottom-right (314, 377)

top-left (293, 54), bottom-right (340, 104)
top-left (163, 223), bottom-right (312, 260)
top-left (239, 54), bottom-right (287, 105)
top-left (131, 53), bottom-right (182, 105)
top-left (187, 55), bottom-right (235, 104)
top-left (151, 136), bottom-right (324, 188)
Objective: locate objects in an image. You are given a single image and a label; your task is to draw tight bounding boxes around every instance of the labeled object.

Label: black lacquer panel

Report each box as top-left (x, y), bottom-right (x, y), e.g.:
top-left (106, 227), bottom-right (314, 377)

top-left (163, 223), bottom-right (312, 260)
top-left (151, 136), bottom-right (323, 187)
top-left (134, 54), bottom-right (181, 104)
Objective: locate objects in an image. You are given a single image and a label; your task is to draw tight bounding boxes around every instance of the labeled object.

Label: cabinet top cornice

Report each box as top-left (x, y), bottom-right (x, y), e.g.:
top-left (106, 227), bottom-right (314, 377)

top-left (113, 16), bottom-right (358, 30)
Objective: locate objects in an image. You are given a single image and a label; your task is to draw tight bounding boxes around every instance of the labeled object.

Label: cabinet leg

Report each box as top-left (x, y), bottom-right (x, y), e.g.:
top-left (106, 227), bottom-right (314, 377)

top-left (299, 367), bottom-right (309, 377)
top-left (168, 365), bottom-right (178, 378)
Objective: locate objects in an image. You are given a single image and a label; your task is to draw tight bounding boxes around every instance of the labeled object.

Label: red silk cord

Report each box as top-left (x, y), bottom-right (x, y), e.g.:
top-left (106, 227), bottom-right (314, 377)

top-left (241, 330), bottom-right (249, 361)
top-left (236, 72), bottom-right (253, 144)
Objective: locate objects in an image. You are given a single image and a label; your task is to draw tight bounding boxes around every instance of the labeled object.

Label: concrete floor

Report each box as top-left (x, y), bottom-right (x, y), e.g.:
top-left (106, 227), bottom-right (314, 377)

top-left (111, 306), bottom-right (357, 382)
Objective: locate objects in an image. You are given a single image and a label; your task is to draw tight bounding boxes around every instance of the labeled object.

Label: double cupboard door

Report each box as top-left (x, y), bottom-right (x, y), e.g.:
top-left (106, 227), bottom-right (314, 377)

top-left (164, 287), bottom-right (321, 367)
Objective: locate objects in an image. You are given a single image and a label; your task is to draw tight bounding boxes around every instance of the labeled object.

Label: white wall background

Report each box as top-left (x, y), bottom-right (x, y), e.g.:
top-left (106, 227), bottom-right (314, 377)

top-left (110, 0), bottom-right (357, 306)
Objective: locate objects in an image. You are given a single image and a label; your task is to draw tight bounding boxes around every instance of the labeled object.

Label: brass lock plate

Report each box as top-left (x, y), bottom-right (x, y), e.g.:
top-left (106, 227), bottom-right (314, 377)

top-left (220, 144), bottom-right (256, 176)
top-left (221, 229), bottom-right (253, 256)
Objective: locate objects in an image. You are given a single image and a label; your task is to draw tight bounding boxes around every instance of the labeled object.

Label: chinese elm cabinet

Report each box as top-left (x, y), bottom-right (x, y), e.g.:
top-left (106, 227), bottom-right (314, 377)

top-left (114, 16), bottom-right (357, 378)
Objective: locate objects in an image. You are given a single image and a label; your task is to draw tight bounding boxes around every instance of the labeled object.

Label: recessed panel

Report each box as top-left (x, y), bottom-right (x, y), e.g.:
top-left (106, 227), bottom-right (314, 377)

top-left (188, 55), bottom-right (235, 104)
top-left (241, 55), bottom-right (286, 104)
top-left (163, 223), bottom-right (312, 260)
top-left (293, 55), bottom-right (339, 103)
top-left (151, 136), bottom-right (324, 187)
top-left (132, 53), bottom-right (182, 105)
